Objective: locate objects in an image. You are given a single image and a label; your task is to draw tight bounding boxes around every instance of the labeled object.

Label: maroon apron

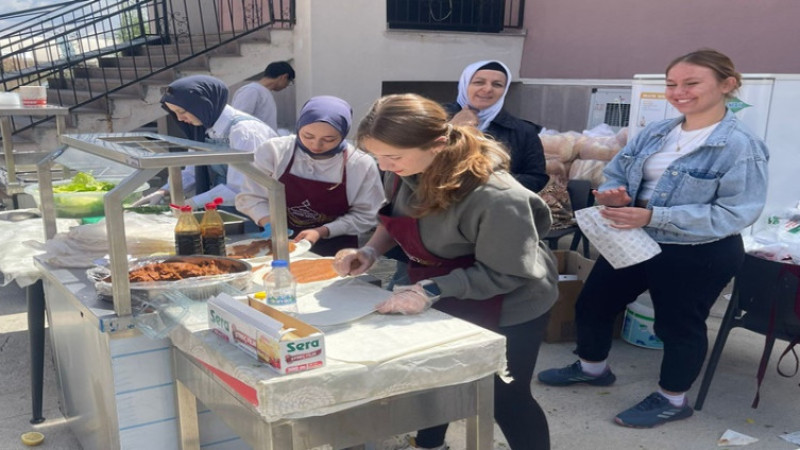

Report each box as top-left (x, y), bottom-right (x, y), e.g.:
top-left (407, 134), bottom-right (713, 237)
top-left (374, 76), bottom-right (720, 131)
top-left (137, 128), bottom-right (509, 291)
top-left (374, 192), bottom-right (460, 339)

top-left (378, 180), bottom-right (504, 330)
top-left (279, 150), bottom-right (358, 256)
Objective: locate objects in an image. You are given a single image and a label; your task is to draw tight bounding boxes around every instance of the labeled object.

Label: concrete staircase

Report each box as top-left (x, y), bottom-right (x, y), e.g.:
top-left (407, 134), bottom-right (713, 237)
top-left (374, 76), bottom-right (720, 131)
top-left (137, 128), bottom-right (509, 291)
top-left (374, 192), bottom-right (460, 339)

top-left (10, 28), bottom-right (293, 154)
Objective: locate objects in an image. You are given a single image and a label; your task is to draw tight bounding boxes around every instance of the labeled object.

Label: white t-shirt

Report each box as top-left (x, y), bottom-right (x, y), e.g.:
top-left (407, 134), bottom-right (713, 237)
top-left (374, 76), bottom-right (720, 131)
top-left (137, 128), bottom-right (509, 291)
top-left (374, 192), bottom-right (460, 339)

top-left (638, 122), bottom-right (719, 201)
top-left (231, 82), bottom-right (278, 131)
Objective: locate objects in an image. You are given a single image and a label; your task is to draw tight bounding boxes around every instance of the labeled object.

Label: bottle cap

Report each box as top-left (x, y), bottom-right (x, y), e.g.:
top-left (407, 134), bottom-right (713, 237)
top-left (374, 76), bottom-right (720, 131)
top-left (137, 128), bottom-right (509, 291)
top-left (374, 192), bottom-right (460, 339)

top-left (180, 205), bottom-right (192, 212)
top-left (271, 259), bottom-right (288, 268)
top-left (21, 431), bottom-right (44, 446)
top-left (213, 197), bottom-right (224, 205)
top-left (204, 202), bottom-right (218, 210)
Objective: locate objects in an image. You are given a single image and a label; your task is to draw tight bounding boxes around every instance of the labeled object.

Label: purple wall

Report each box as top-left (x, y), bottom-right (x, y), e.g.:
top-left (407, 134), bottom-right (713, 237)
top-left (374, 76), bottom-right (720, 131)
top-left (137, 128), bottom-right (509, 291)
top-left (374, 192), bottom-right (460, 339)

top-left (520, 0), bottom-right (800, 78)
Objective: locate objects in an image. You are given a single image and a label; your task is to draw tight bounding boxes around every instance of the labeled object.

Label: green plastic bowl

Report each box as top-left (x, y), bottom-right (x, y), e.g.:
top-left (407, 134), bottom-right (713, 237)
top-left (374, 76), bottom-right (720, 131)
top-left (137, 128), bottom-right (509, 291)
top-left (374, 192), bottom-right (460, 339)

top-left (24, 179), bottom-right (150, 218)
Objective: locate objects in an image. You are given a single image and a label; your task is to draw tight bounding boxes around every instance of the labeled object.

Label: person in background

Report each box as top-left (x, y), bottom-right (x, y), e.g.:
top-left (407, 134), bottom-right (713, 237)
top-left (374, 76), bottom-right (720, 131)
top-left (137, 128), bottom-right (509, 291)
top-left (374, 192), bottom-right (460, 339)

top-left (231, 61), bottom-right (295, 131)
top-left (445, 59), bottom-right (549, 193)
top-left (235, 95), bottom-right (384, 257)
top-left (333, 94), bottom-right (558, 450)
top-left (386, 60), bottom-right (551, 289)
top-left (537, 49), bottom-right (769, 428)
top-left (133, 75), bottom-right (278, 209)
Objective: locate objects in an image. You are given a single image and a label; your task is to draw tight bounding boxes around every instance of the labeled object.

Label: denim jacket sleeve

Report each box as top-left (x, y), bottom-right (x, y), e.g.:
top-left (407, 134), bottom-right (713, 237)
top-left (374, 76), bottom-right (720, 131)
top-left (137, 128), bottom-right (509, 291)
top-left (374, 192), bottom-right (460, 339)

top-left (600, 111), bottom-right (769, 244)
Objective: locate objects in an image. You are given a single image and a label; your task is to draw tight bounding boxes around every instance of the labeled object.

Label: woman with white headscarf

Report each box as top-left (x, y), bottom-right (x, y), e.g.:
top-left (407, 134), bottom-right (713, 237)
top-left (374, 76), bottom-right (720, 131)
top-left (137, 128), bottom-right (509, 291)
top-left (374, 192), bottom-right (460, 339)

top-left (444, 60), bottom-right (549, 192)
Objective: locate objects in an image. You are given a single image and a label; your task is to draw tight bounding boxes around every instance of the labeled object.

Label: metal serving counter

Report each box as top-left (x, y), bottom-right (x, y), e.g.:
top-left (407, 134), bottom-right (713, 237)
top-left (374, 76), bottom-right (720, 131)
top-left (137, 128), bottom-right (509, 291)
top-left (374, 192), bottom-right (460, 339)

top-left (34, 258), bottom-right (505, 449)
top-left (169, 293), bottom-right (505, 449)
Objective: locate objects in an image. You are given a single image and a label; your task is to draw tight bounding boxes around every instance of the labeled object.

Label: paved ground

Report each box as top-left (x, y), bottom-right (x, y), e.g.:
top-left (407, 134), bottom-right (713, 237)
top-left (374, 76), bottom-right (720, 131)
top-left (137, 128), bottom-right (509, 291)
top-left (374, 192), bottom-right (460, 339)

top-left (1, 278), bottom-right (799, 450)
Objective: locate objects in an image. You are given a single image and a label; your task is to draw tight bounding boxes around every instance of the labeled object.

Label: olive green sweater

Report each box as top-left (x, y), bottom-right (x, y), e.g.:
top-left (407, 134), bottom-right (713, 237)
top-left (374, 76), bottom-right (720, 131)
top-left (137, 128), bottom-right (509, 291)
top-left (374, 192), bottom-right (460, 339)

top-left (386, 171), bottom-right (559, 326)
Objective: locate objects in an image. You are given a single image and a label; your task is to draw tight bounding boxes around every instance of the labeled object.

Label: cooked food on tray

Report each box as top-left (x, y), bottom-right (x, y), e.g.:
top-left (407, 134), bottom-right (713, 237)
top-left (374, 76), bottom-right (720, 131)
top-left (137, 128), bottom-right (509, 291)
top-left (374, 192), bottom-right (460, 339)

top-left (107, 258), bottom-right (245, 283)
top-left (227, 239), bottom-right (297, 259)
top-left (289, 258), bottom-right (338, 283)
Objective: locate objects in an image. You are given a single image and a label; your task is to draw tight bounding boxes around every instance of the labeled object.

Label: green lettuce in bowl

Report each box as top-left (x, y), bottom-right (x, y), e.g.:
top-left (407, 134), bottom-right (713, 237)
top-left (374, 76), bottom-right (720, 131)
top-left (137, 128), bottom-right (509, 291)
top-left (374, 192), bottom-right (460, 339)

top-left (25, 173), bottom-right (149, 218)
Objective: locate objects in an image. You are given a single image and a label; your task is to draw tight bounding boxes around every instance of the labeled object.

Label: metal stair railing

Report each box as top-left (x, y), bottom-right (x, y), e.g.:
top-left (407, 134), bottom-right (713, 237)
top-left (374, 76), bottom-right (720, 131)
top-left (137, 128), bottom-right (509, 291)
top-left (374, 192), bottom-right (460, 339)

top-left (0, 0), bottom-right (295, 139)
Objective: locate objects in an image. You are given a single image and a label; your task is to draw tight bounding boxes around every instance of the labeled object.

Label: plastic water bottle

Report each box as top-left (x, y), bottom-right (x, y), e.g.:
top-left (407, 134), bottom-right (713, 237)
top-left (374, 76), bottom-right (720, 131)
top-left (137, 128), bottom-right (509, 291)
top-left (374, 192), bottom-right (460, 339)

top-left (262, 259), bottom-right (298, 315)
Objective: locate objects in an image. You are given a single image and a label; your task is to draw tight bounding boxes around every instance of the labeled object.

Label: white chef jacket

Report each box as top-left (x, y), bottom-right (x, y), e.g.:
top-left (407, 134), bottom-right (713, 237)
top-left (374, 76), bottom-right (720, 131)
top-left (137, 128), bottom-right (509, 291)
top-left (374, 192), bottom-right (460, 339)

top-left (231, 82), bottom-right (278, 131)
top-left (169, 105), bottom-right (279, 207)
top-left (235, 135), bottom-right (385, 238)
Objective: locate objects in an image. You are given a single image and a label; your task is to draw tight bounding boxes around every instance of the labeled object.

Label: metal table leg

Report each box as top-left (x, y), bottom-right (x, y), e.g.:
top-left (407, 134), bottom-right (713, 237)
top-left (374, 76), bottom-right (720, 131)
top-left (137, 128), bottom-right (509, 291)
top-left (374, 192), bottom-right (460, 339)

top-left (27, 279), bottom-right (46, 424)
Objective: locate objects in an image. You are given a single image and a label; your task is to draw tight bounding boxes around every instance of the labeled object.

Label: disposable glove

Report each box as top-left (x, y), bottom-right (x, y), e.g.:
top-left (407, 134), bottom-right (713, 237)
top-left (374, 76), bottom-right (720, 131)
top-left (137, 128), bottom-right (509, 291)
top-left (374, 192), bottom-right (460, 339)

top-left (333, 246), bottom-right (378, 277)
top-left (376, 283), bottom-right (433, 315)
top-left (131, 190), bottom-right (166, 207)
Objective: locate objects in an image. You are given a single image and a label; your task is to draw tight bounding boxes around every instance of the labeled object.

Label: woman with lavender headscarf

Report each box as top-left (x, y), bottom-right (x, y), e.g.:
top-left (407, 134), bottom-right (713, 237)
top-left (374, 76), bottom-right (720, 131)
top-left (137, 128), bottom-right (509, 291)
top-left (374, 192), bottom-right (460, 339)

top-left (443, 60), bottom-right (549, 193)
top-left (236, 95), bottom-right (384, 256)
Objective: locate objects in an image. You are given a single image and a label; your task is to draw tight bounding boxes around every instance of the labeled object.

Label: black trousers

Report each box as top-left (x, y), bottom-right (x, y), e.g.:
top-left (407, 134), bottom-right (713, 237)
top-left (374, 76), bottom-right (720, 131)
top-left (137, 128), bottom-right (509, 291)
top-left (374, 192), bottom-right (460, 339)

top-left (575, 234), bottom-right (744, 392)
top-left (415, 311), bottom-right (551, 450)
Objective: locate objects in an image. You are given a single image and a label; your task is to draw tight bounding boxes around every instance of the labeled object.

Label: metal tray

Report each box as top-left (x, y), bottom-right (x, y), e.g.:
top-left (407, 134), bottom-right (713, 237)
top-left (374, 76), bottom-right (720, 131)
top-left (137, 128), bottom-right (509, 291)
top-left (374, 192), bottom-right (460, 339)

top-left (88, 255), bottom-right (253, 301)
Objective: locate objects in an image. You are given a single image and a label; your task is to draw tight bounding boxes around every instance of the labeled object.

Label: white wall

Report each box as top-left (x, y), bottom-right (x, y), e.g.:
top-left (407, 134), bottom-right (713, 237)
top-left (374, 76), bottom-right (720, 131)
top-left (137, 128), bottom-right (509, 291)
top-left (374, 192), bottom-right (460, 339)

top-left (293, 0), bottom-right (526, 134)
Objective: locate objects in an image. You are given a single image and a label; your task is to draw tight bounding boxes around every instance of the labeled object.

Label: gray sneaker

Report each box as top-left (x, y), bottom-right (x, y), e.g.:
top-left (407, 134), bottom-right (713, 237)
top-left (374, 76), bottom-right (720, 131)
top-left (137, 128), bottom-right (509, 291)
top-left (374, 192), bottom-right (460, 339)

top-left (614, 392), bottom-right (694, 428)
top-left (537, 360), bottom-right (616, 386)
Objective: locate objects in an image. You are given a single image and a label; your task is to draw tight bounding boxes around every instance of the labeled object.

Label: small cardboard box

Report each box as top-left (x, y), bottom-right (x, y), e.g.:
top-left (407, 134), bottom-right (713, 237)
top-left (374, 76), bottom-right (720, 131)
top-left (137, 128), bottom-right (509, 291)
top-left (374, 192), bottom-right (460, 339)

top-left (545, 251), bottom-right (624, 343)
top-left (545, 250), bottom-right (595, 343)
top-left (249, 298), bottom-right (326, 375)
top-left (207, 294), bottom-right (325, 375)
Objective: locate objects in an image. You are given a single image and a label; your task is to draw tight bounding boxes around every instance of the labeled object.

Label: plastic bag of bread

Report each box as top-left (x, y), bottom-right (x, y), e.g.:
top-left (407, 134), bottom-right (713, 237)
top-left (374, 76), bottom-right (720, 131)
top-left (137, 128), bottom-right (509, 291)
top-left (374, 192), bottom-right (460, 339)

top-left (575, 136), bottom-right (622, 161)
top-left (615, 127), bottom-right (629, 147)
top-left (540, 133), bottom-right (579, 163)
top-left (545, 158), bottom-right (568, 180)
top-left (569, 159), bottom-right (607, 188)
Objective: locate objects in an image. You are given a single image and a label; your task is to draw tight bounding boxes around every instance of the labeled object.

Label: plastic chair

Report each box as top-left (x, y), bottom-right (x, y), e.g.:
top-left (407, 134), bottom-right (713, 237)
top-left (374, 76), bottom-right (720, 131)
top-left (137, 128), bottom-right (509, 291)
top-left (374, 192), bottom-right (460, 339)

top-left (543, 179), bottom-right (594, 257)
top-left (694, 254), bottom-right (800, 410)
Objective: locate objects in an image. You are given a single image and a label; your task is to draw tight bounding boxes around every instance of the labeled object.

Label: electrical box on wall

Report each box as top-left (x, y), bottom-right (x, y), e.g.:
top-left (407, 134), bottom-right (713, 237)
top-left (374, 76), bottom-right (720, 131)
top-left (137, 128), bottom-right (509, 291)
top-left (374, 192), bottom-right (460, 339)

top-left (586, 88), bottom-right (631, 131)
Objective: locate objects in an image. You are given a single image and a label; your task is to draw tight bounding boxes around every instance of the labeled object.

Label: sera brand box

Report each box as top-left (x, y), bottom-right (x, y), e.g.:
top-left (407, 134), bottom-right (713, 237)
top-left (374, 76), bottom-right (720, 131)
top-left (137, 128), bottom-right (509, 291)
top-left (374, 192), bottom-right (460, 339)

top-left (207, 293), bottom-right (325, 375)
top-left (248, 298), bottom-right (326, 375)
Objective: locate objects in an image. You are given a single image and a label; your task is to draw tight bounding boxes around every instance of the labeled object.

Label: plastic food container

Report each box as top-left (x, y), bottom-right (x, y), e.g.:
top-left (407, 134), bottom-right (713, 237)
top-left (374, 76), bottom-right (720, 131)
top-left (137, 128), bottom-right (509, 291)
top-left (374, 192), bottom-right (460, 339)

top-left (18, 85), bottom-right (47, 106)
top-left (621, 292), bottom-right (663, 350)
top-left (88, 255), bottom-right (253, 301)
top-left (24, 179), bottom-right (149, 218)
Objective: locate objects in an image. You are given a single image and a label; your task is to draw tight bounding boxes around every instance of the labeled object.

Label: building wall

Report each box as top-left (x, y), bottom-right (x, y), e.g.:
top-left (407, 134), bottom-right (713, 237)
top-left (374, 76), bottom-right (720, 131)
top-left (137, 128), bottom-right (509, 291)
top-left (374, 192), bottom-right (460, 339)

top-left (520, 0), bottom-right (800, 78)
top-left (293, 0), bottom-right (526, 135)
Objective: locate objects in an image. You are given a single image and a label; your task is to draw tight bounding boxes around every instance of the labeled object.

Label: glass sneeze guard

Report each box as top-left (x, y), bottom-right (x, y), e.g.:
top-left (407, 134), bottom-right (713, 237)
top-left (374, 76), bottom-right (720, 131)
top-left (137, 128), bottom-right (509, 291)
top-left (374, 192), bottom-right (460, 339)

top-left (36, 132), bottom-right (290, 317)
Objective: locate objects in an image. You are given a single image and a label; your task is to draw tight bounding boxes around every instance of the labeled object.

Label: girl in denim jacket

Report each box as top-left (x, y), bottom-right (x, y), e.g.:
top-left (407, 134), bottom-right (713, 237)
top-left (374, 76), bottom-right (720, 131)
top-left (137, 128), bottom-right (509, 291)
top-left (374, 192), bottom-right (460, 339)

top-left (538, 49), bottom-right (768, 429)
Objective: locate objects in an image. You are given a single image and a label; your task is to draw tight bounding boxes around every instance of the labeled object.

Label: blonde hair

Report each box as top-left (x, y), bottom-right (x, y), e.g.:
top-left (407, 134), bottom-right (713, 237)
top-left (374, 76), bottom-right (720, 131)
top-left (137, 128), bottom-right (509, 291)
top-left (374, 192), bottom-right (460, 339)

top-left (357, 94), bottom-right (509, 216)
top-left (666, 48), bottom-right (742, 99)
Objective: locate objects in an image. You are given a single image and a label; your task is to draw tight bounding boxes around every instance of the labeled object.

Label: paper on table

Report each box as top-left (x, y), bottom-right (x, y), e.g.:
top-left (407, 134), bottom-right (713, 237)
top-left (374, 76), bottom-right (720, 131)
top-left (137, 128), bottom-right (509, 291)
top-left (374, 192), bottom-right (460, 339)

top-left (575, 206), bottom-right (661, 269)
top-left (295, 278), bottom-right (392, 326)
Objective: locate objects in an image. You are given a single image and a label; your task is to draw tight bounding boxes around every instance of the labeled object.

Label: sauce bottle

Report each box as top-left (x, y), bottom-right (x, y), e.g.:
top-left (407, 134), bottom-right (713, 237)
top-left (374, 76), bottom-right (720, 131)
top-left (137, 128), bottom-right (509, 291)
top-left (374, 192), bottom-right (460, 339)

top-left (200, 197), bottom-right (226, 256)
top-left (174, 204), bottom-right (202, 255)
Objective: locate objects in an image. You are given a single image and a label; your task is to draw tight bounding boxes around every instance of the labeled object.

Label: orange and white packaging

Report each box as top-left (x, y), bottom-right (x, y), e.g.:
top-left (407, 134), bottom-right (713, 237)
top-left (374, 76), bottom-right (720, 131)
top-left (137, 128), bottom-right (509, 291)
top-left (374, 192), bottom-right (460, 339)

top-left (207, 292), bottom-right (325, 375)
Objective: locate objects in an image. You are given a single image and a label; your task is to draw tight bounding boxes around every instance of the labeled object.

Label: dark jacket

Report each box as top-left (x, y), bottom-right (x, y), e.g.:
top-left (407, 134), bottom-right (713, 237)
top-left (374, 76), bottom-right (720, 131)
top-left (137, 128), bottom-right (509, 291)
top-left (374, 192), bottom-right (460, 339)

top-left (444, 103), bottom-right (549, 193)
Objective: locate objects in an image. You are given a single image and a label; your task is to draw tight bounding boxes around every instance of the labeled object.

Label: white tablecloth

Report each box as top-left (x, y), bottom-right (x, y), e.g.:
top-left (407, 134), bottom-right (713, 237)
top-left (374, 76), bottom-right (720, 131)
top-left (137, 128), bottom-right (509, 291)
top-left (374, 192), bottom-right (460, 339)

top-left (169, 286), bottom-right (507, 422)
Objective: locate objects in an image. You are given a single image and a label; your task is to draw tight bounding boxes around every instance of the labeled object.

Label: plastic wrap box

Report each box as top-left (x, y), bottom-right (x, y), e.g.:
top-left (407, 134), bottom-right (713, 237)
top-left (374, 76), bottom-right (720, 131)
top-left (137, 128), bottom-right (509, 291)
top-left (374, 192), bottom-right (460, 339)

top-left (207, 294), bottom-right (325, 375)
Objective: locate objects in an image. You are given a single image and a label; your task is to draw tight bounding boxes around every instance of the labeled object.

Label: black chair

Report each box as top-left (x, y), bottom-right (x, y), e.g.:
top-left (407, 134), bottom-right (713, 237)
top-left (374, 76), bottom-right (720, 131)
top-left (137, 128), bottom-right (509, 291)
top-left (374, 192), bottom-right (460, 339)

top-left (694, 254), bottom-right (800, 410)
top-left (543, 179), bottom-right (594, 257)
